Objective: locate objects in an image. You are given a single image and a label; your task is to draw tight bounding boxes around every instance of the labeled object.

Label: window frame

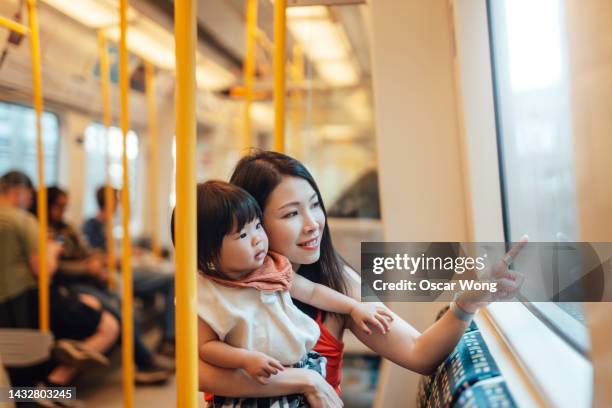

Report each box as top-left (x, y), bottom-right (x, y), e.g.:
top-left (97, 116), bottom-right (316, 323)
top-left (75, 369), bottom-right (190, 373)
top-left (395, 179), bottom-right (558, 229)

top-left (451, 0), bottom-right (592, 406)
top-left (484, 0), bottom-right (590, 358)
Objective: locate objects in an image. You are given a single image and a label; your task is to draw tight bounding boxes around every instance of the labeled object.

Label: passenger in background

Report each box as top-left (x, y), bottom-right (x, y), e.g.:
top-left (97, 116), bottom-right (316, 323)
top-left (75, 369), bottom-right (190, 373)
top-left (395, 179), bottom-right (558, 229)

top-left (0, 171), bottom-right (118, 388)
top-left (82, 186), bottom-right (175, 358)
top-left (82, 185), bottom-right (176, 357)
top-left (46, 186), bottom-right (174, 385)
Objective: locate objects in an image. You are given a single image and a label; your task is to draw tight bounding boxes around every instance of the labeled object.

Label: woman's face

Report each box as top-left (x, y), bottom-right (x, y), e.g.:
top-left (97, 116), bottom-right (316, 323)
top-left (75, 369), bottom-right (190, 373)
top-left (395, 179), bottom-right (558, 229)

top-left (262, 176), bottom-right (325, 268)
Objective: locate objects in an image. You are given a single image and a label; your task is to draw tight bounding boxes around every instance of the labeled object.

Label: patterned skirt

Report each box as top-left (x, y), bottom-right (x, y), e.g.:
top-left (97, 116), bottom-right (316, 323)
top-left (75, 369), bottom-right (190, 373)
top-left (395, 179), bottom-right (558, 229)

top-left (211, 351), bottom-right (327, 408)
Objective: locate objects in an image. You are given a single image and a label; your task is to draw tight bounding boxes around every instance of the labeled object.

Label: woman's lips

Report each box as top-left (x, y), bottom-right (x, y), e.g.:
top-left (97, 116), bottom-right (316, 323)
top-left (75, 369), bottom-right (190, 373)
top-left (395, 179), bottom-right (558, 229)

top-left (297, 237), bottom-right (319, 250)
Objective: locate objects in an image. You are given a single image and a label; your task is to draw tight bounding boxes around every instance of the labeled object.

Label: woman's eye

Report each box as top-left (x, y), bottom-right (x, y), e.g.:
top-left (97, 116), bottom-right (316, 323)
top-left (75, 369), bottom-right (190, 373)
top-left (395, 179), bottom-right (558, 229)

top-left (311, 201), bottom-right (321, 209)
top-left (283, 211), bottom-right (298, 219)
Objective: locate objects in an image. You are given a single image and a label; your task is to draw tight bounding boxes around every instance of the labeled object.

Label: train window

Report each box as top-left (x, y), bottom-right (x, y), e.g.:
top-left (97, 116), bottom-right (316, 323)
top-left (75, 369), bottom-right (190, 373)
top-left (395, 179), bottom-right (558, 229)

top-left (83, 123), bottom-right (140, 232)
top-left (0, 101), bottom-right (60, 184)
top-left (488, 0), bottom-right (589, 353)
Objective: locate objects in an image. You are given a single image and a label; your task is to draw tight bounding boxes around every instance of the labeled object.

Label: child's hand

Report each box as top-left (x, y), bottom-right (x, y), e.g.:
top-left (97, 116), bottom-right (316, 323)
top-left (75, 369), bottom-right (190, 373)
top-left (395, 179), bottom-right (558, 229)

top-left (242, 351), bottom-right (285, 384)
top-left (350, 303), bottom-right (394, 335)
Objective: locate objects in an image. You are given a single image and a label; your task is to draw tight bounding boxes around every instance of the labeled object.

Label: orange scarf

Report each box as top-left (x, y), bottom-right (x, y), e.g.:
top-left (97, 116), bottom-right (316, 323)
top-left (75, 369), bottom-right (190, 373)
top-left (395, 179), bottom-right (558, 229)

top-left (206, 251), bottom-right (293, 292)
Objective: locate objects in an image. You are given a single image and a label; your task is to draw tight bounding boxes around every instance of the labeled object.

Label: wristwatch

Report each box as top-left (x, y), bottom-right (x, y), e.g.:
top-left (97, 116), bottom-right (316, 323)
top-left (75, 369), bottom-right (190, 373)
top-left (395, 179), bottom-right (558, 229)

top-left (450, 295), bottom-right (475, 322)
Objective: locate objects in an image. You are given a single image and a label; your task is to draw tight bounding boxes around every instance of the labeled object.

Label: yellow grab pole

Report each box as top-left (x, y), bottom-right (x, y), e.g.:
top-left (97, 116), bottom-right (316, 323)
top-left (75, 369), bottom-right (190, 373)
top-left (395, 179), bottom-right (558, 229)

top-left (26, 0), bottom-right (49, 333)
top-left (243, 0), bottom-right (257, 150)
top-left (144, 62), bottom-right (160, 257)
top-left (144, 60), bottom-right (161, 258)
top-left (98, 30), bottom-right (117, 289)
top-left (174, 0), bottom-right (198, 406)
top-left (273, 0), bottom-right (286, 152)
top-left (119, 0), bottom-right (134, 406)
top-left (0, 15), bottom-right (30, 35)
top-left (290, 44), bottom-right (304, 159)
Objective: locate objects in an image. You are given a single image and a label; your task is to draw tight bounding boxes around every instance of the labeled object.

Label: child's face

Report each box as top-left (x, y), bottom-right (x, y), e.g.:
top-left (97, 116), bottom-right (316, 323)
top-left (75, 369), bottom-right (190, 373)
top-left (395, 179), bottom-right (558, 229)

top-left (218, 218), bottom-right (269, 279)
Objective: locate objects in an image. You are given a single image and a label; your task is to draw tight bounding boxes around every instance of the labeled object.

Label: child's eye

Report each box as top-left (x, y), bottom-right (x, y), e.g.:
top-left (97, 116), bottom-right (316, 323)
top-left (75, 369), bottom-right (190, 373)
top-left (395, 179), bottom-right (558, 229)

top-left (282, 211), bottom-right (298, 219)
top-left (311, 201), bottom-right (321, 209)
top-left (239, 232), bottom-right (247, 239)
top-left (256, 222), bottom-right (262, 229)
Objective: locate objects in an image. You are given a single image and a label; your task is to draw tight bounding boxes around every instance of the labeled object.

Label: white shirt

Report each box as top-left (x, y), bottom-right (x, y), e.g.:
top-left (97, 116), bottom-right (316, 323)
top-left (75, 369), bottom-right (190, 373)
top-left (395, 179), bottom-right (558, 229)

top-left (196, 273), bottom-right (320, 365)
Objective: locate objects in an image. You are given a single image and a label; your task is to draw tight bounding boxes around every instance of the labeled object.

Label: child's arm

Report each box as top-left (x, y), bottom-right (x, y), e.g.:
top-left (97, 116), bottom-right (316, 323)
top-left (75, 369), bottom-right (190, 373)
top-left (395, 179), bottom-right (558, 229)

top-left (199, 339), bottom-right (285, 385)
top-left (290, 274), bottom-right (394, 334)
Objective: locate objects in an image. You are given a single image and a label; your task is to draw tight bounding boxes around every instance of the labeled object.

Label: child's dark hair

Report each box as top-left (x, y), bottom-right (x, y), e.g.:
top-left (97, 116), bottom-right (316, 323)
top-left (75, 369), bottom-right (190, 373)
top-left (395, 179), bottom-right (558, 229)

top-left (171, 180), bottom-right (262, 273)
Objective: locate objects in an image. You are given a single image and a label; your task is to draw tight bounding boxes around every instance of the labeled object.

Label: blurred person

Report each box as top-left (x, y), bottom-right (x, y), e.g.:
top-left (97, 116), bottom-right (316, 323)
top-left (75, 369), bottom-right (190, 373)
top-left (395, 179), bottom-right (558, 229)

top-left (0, 171), bottom-right (119, 388)
top-left (82, 185), bottom-right (176, 357)
top-left (47, 186), bottom-right (173, 385)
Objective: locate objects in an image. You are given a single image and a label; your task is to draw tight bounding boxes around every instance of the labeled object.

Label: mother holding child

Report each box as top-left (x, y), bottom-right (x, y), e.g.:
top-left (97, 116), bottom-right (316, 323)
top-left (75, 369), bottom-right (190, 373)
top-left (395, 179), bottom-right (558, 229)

top-left (184, 150), bottom-right (527, 407)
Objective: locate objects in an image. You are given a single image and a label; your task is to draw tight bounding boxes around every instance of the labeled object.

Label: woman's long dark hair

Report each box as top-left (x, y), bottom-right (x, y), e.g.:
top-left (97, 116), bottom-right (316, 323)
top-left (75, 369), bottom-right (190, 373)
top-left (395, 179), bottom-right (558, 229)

top-left (230, 150), bottom-right (349, 320)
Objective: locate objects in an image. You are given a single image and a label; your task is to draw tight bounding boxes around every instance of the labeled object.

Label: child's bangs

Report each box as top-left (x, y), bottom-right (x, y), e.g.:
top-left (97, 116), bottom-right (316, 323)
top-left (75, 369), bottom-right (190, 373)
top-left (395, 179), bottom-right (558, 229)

top-left (230, 191), bottom-right (262, 233)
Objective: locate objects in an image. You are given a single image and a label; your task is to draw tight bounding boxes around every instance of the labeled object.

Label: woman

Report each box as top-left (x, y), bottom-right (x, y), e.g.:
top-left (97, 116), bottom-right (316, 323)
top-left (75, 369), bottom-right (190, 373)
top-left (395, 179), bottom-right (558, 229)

top-left (197, 150), bottom-right (526, 407)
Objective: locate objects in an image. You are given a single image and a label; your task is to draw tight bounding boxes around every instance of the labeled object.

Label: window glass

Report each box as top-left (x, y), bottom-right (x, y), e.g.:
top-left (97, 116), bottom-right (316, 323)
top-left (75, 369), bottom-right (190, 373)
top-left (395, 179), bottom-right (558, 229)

top-left (83, 123), bottom-right (140, 234)
top-left (488, 0), bottom-right (589, 354)
top-left (0, 102), bottom-right (60, 184)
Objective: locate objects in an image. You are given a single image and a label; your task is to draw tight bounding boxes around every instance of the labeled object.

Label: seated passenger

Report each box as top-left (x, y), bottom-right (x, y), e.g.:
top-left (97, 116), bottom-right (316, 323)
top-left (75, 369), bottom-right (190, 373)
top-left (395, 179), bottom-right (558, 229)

top-left (0, 171), bottom-right (119, 388)
top-left (82, 185), bottom-right (176, 357)
top-left (46, 186), bottom-right (173, 385)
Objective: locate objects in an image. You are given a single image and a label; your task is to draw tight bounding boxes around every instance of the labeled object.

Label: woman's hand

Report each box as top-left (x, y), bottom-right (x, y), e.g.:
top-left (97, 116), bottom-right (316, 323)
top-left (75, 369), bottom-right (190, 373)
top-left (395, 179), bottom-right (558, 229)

top-left (349, 303), bottom-right (394, 334)
top-left (301, 369), bottom-right (344, 408)
top-left (457, 235), bottom-right (528, 313)
top-left (242, 351), bottom-right (285, 385)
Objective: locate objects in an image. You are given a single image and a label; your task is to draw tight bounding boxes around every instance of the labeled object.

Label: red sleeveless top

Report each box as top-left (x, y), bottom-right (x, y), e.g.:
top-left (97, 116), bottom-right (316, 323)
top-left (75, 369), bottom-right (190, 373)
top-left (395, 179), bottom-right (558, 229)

top-left (313, 310), bottom-right (344, 394)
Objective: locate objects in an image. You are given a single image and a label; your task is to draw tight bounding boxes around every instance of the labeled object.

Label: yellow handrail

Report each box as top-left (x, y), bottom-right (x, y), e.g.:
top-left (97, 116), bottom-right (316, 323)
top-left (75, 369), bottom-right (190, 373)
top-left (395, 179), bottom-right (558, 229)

top-left (273, 0), bottom-right (286, 152)
top-left (174, 0), bottom-right (198, 406)
top-left (242, 0), bottom-right (257, 151)
top-left (0, 15), bottom-right (29, 35)
top-left (26, 0), bottom-right (49, 333)
top-left (290, 44), bottom-right (304, 159)
top-left (119, 0), bottom-right (135, 406)
top-left (255, 28), bottom-right (274, 56)
top-left (97, 30), bottom-right (117, 290)
top-left (144, 60), bottom-right (161, 258)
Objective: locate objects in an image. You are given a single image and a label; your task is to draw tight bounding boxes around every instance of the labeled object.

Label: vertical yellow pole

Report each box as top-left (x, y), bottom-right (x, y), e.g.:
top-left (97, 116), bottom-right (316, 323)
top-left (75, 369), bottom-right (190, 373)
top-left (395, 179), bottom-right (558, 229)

top-left (290, 44), bottom-right (304, 159)
top-left (119, 1), bottom-right (134, 406)
top-left (144, 60), bottom-right (161, 258)
top-left (26, 0), bottom-right (49, 333)
top-left (174, 0), bottom-right (198, 406)
top-left (273, 0), bottom-right (286, 152)
top-left (243, 0), bottom-right (257, 150)
top-left (98, 30), bottom-right (117, 289)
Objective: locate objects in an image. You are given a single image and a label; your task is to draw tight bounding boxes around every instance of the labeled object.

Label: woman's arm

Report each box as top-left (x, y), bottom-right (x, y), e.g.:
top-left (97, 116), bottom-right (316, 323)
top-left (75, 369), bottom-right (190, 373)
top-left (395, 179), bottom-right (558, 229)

top-left (197, 317), bottom-right (343, 408)
top-left (342, 238), bottom-right (528, 374)
top-left (341, 265), bottom-right (470, 376)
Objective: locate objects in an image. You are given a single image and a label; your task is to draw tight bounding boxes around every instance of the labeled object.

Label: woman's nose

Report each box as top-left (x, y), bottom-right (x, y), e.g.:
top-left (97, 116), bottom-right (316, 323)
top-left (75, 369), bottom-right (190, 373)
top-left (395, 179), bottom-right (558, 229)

top-left (303, 212), bottom-right (319, 234)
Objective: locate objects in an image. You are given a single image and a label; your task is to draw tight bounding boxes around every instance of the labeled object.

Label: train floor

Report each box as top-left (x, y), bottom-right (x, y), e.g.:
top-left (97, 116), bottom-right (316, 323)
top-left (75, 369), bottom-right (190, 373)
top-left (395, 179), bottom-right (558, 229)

top-left (75, 327), bottom-right (184, 407)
